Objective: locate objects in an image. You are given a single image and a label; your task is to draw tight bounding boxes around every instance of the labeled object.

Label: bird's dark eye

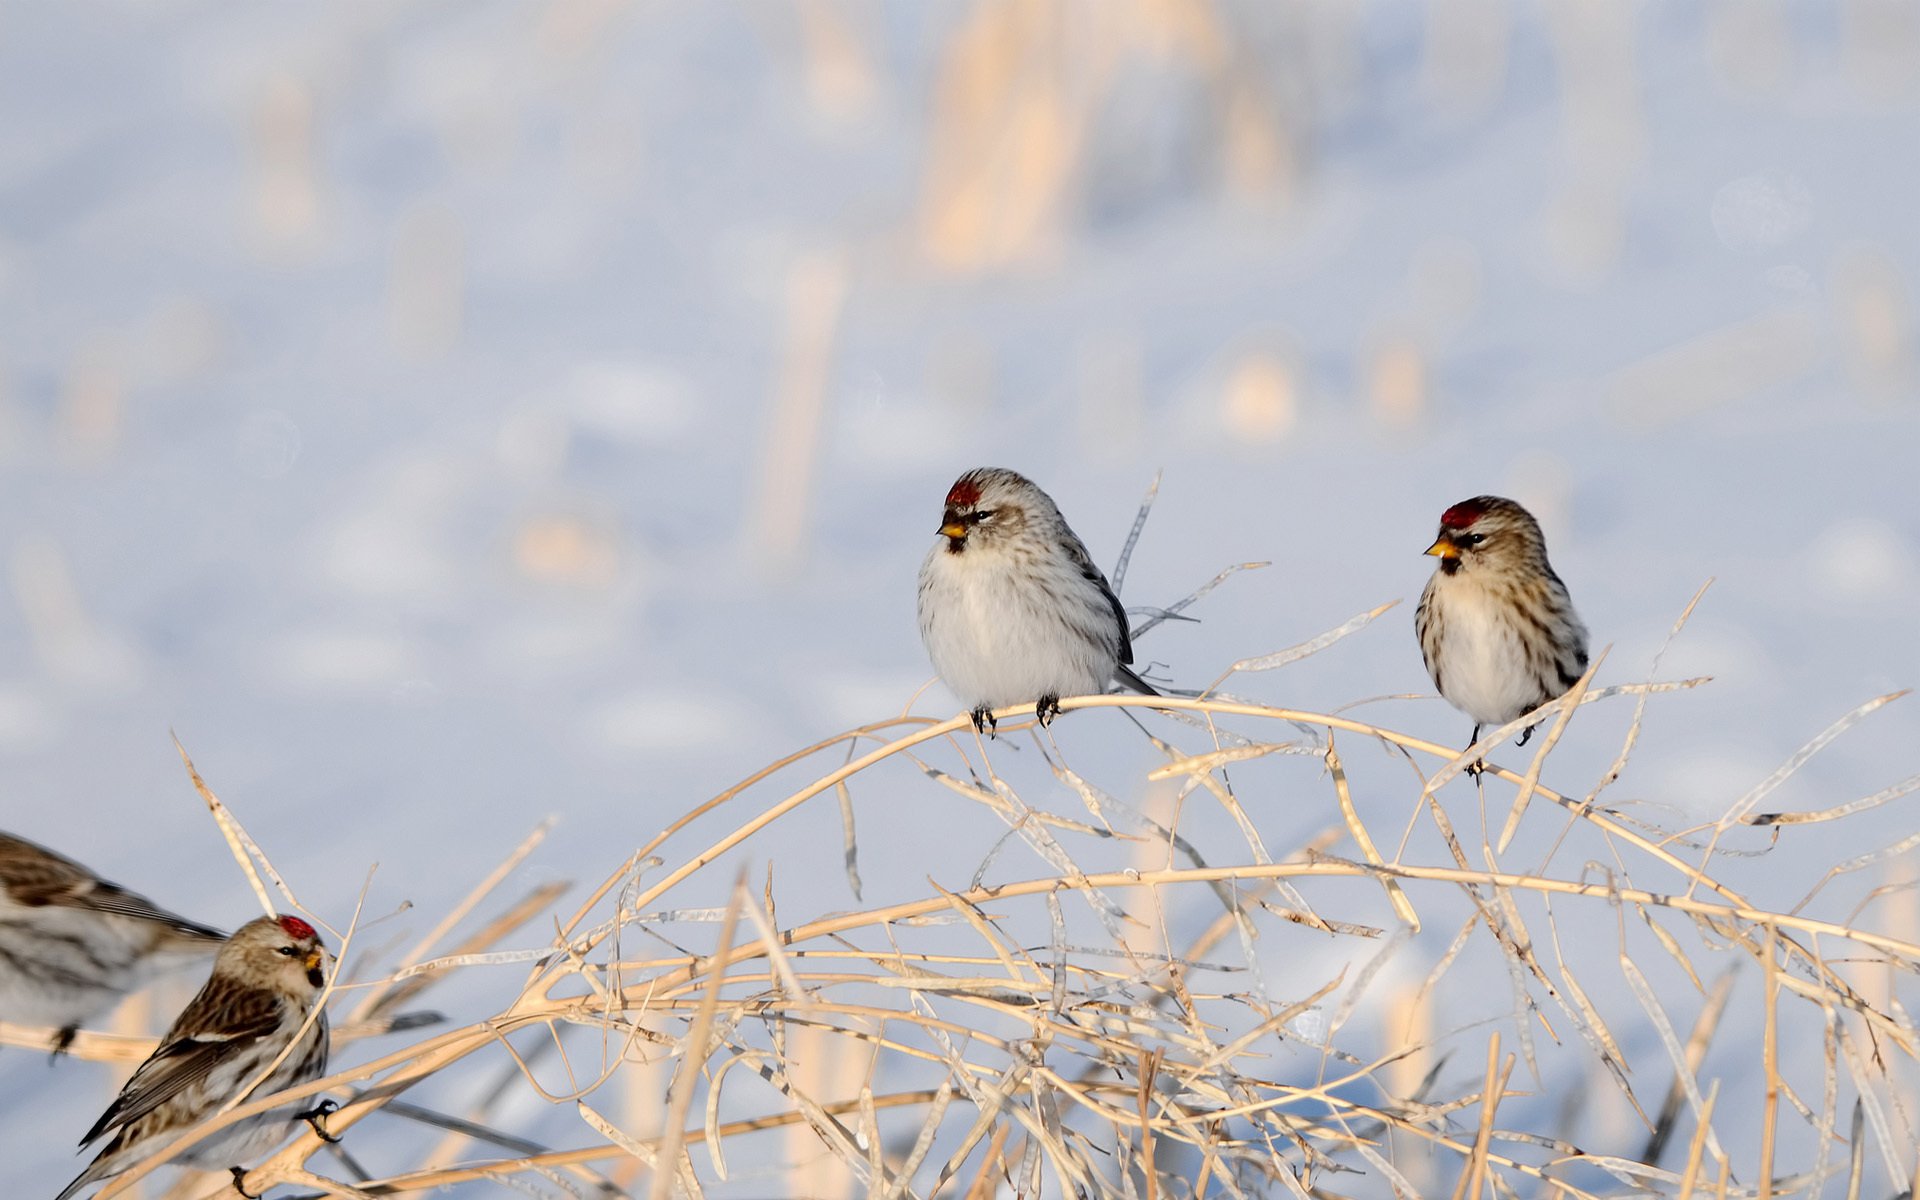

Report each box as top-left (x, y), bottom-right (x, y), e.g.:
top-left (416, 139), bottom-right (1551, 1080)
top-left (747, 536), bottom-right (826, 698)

top-left (278, 945), bottom-right (299, 957)
top-left (970, 509), bottom-right (993, 523)
top-left (1461, 533), bottom-right (1485, 546)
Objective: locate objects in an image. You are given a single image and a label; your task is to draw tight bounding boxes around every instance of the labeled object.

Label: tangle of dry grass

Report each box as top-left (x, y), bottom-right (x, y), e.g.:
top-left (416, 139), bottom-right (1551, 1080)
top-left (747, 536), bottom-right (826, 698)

top-left (23, 603), bottom-right (1920, 1200)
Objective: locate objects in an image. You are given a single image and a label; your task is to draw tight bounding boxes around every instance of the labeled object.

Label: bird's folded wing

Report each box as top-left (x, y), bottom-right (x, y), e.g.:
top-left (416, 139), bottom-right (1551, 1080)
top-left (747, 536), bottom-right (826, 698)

top-left (79, 993), bottom-right (284, 1145)
top-left (0, 846), bottom-right (94, 904)
top-left (72, 880), bottom-right (226, 939)
top-left (2, 843), bottom-right (223, 939)
top-left (1061, 531), bottom-right (1138, 666)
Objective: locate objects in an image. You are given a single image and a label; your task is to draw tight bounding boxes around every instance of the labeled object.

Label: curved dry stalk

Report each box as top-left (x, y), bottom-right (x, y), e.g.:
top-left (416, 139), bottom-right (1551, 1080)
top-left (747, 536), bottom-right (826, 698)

top-left (87, 670), bottom-right (1920, 1200)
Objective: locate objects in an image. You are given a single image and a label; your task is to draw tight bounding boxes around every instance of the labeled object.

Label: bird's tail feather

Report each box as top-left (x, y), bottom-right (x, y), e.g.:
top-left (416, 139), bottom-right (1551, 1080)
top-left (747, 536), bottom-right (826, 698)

top-left (55, 1164), bottom-right (98, 1200)
top-left (1115, 666), bottom-right (1160, 697)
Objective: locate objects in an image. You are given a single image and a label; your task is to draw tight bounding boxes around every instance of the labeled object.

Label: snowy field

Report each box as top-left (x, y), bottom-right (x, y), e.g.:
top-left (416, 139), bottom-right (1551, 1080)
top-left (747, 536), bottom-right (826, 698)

top-left (3, 3), bottom-right (1918, 1196)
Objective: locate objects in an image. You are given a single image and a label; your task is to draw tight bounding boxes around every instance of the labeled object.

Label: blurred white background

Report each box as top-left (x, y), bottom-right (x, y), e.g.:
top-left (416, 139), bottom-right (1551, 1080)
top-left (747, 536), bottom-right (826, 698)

top-left (3, 2), bottom-right (1917, 1194)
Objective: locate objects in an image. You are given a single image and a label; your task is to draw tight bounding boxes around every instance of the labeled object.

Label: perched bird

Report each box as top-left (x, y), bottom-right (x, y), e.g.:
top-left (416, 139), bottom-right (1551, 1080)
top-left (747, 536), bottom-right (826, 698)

top-left (1414, 496), bottom-right (1590, 771)
top-left (57, 914), bottom-right (332, 1200)
top-left (0, 831), bottom-right (225, 1053)
top-left (918, 467), bottom-right (1158, 732)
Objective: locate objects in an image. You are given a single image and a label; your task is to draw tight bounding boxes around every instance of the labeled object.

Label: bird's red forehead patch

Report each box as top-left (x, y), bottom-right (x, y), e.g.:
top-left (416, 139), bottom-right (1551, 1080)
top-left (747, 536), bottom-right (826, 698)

top-left (277, 915), bottom-right (316, 941)
top-left (1441, 499), bottom-right (1489, 528)
top-left (945, 478), bottom-right (982, 508)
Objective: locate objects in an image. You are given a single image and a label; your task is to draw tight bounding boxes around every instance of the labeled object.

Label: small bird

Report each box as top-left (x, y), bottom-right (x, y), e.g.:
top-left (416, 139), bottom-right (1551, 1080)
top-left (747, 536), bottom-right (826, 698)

top-left (917, 467), bottom-right (1158, 732)
top-left (0, 831), bottom-right (225, 1053)
top-left (57, 914), bottom-right (333, 1200)
top-left (1414, 496), bottom-right (1590, 772)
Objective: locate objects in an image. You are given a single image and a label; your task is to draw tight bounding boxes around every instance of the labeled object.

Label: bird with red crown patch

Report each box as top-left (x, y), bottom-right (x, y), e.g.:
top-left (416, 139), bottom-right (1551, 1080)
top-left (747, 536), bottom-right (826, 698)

top-left (57, 914), bottom-right (333, 1200)
top-left (917, 467), bottom-right (1159, 733)
top-left (1414, 495), bottom-right (1590, 774)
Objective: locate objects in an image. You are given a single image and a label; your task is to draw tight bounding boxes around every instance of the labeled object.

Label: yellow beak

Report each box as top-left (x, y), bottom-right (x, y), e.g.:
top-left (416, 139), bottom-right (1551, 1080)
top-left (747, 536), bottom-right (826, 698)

top-left (939, 521), bottom-right (968, 539)
top-left (305, 950), bottom-right (325, 973)
top-left (1425, 536), bottom-right (1459, 559)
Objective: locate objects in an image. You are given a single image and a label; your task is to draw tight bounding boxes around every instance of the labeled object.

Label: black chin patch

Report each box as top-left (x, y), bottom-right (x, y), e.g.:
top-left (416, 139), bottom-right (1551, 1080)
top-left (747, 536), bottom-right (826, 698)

top-left (307, 966), bottom-right (326, 989)
top-left (1440, 557), bottom-right (1462, 575)
top-left (945, 536), bottom-right (966, 554)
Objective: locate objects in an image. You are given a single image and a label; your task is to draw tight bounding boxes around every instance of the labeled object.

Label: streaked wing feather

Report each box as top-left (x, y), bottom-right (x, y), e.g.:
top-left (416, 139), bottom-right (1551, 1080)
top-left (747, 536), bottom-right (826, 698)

top-left (0, 835), bottom-right (96, 904)
top-left (81, 990), bottom-right (284, 1145)
top-left (0, 834), bottom-right (223, 940)
top-left (1059, 530), bottom-right (1135, 666)
top-left (74, 881), bottom-right (226, 940)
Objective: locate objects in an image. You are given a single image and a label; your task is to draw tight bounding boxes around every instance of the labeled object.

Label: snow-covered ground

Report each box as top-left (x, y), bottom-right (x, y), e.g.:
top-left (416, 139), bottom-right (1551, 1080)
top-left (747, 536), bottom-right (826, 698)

top-left (3, 3), bottom-right (1917, 1195)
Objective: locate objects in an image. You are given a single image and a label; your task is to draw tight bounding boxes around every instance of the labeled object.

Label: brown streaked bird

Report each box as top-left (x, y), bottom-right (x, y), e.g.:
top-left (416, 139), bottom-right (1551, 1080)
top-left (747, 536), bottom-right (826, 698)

top-left (1414, 496), bottom-right (1590, 772)
top-left (917, 467), bottom-right (1159, 733)
top-left (0, 831), bottom-right (225, 1053)
top-left (56, 914), bottom-right (332, 1200)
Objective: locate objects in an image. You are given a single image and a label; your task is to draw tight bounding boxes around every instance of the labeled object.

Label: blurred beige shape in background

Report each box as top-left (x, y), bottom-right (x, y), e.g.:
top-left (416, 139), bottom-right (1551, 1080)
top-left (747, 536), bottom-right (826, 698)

top-left (1842, 0), bottom-right (1920, 101)
top-left (1539, 0), bottom-right (1645, 283)
top-left (1422, 0), bottom-right (1511, 113)
top-left (1366, 335), bottom-right (1427, 431)
top-left (513, 513), bottom-right (624, 589)
top-left (250, 75), bottom-right (325, 257)
top-left (1186, 1), bottom-right (1301, 207)
top-left (782, 1018), bottom-right (865, 1199)
top-left (1706, 0), bottom-right (1794, 96)
top-left (919, 0), bottom-right (1298, 271)
top-left (795, 0), bottom-right (879, 122)
top-left (919, 0), bottom-right (1078, 271)
top-left (1384, 973), bottom-right (1435, 1193)
top-left (608, 1023), bottom-right (672, 1193)
top-left (1121, 784), bottom-right (1171, 963)
top-left (749, 251), bottom-right (849, 580)
top-left (535, 0), bottom-right (629, 62)
top-left (1364, 240), bottom-right (1484, 432)
top-left (1843, 858), bottom-right (1920, 1133)
top-left (1220, 72), bottom-right (1300, 207)
top-left (61, 296), bottom-right (221, 468)
top-left (58, 333), bottom-right (124, 460)
top-left (10, 536), bottom-right (142, 693)
top-left (1220, 347), bottom-right (1299, 445)
top-left (388, 202), bottom-right (467, 358)
top-left (1833, 244), bottom-right (1919, 405)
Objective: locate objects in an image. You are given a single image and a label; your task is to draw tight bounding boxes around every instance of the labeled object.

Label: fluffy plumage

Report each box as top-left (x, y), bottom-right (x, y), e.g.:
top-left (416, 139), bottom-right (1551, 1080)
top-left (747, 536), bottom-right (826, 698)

top-left (918, 468), bottom-right (1157, 731)
top-left (1414, 496), bottom-right (1590, 768)
top-left (56, 914), bottom-right (332, 1200)
top-left (0, 832), bottom-right (225, 1050)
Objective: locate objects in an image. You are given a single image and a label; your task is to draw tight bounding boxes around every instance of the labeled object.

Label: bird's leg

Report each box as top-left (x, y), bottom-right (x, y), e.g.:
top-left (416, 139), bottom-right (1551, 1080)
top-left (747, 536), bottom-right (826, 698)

top-left (1035, 695), bottom-right (1062, 727)
top-left (49, 1023), bottom-right (78, 1060)
top-left (1515, 724), bottom-right (1535, 748)
top-left (970, 705), bottom-right (996, 736)
top-left (230, 1166), bottom-right (262, 1199)
top-left (298, 1098), bottom-right (342, 1143)
top-left (1465, 724), bottom-right (1485, 779)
